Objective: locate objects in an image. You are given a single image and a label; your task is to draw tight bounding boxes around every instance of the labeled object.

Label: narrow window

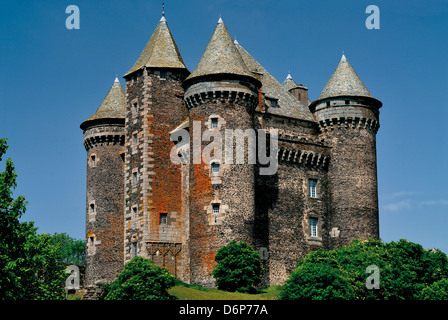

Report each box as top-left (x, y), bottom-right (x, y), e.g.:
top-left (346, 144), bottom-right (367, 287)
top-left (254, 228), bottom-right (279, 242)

top-left (90, 155), bottom-right (96, 166)
top-left (326, 101), bottom-right (330, 107)
top-left (310, 217), bottom-right (318, 237)
top-left (211, 162), bottom-right (220, 173)
top-left (309, 179), bottom-right (317, 198)
top-left (133, 172), bottom-right (138, 184)
top-left (132, 207), bottom-right (138, 219)
top-left (133, 102), bottom-right (138, 111)
top-left (159, 212), bottom-right (168, 225)
top-left (211, 118), bottom-right (219, 128)
top-left (133, 133), bottom-right (138, 145)
top-left (212, 204), bottom-right (220, 214)
top-left (89, 203), bottom-right (95, 214)
top-left (132, 242), bottom-right (137, 257)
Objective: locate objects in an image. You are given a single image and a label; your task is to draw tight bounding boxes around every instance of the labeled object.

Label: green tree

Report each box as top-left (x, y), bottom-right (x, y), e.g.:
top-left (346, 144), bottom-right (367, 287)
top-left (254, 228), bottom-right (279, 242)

top-left (0, 138), bottom-right (66, 300)
top-left (103, 256), bottom-right (176, 300)
top-left (212, 240), bottom-right (263, 293)
top-left (280, 239), bottom-right (448, 300)
top-left (48, 232), bottom-right (86, 265)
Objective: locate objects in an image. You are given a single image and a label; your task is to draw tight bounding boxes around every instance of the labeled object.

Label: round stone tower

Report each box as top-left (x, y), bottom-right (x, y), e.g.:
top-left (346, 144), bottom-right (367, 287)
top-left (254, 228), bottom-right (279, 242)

top-left (182, 18), bottom-right (262, 287)
top-left (309, 54), bottom-right (382, 247)
top-left (80, 77), bottom-right (126, 290)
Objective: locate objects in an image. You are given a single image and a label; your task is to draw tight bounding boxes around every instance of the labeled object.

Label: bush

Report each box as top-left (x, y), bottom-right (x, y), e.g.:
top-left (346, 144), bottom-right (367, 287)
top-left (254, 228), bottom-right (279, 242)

top-left (103, 256), bottom-right (176, 300)
top-left (212, 240), bottom-right (263, 293)
top-left (280, 239), bottom-right (448, 300)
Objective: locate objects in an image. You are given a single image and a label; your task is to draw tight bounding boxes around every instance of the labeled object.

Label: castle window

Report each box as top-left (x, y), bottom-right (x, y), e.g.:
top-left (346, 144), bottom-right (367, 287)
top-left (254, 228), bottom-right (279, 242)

top-left (345, 100), bottom-right (350, 105)
top-left (90, 155), bottom-right (96, 166)
top-left (212, 204), bottom-right (220, 214)
top-left (309, 179), bottom-right (317, 198)
top-left (160, 71), bottom-right (167, 79)
top-left (159, 212), bottom-right (168, 225)
top-left (310, 217), bottom-right (318, 237)
top-left (133, 102), bottom-right (138, 111)
top-left (326, 101), bottom-right (330, 107)
top-left (133, 172), bottom-right (138, 184)
top-left (211, 118), bottom-right (219, 128)
top-left (133, 133), bottom-right (138, 145)
top-left (271, 99), bottom-right (278, 108)
top-left (89, 203), bottom-right (95, 214)
top-left (132, 207), bottom-right (138, 219)
top-left (132, 242), bottom-right (137, 257)
top-left (211, 162), bottom-right (220, 173)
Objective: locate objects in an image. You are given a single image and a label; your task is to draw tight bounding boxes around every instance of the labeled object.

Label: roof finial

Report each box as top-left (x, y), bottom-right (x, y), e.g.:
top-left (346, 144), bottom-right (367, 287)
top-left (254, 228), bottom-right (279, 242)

top-left (286, 71), bottom-right (292, 80)
top-left (114, 74), bottom-right (119, 83)
top-left (218, 14), bottom-right (223, 24)
top-left (341, 50), bottom-right (346, 61)
top-left (234, 35), bottom-right (239, 45)
top-left (160, 2), bottom-right (166, 22)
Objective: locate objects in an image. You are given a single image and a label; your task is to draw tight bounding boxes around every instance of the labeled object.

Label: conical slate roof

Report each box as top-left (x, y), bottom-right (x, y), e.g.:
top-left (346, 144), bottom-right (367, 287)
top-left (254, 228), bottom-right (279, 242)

top-left (235, 41), bottom-right (314, 122)
top-left (124, 15), bottom-right (188, 77)
top-left (184, 18), bottom-right (257, 85)
top-left (309, 54), bottom-right (382, 110)
top-left (318, 54), bottom-right (373, 100)
top-left (282, 73), bottom-right (299, 91)
top-left (80, 77), bottom-right (126, 130)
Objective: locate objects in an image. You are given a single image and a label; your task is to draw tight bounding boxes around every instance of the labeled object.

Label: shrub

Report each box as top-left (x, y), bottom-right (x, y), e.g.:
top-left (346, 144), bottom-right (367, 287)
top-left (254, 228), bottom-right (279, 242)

top-left (103, 256), bottom-right (176, 300)
top-left (212, 240), bottom-right (263, 293)
top-left (280, 239), bottom-right (448, 300)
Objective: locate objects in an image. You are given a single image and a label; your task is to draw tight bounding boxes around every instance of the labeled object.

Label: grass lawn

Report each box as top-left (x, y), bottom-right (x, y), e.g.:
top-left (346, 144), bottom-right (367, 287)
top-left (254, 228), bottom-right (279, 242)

top-left (169, 282), bottom-right (281, 300)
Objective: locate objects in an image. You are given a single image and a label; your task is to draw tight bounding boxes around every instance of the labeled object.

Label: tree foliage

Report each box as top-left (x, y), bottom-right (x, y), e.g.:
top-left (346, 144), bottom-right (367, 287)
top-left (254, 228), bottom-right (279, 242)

top-left (48, 232), bottom-right (85, 265)
top-left (102, 256), bottom-right (176, 300)
top-left (212, 240), bottom-right (263, 293)
top-left (0, 138), bottom-right (66, 300)
top-left (280, 238), bottom-right (448, 300)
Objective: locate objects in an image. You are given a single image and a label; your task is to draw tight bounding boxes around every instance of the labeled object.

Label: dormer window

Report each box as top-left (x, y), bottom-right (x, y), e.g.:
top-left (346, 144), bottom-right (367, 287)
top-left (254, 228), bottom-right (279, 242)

top-left (269, 98), bottom-right (279, 108)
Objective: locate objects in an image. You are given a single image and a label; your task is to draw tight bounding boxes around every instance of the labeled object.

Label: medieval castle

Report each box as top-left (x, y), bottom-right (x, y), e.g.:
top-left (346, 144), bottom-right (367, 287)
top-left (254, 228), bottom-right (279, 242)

top-left (80, 12), bottom-right (382, 295)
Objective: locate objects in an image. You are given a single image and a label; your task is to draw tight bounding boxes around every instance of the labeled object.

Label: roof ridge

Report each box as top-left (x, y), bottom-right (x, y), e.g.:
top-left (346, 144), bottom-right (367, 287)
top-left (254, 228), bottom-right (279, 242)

top-left (235, 41), bottom-right (315, 122)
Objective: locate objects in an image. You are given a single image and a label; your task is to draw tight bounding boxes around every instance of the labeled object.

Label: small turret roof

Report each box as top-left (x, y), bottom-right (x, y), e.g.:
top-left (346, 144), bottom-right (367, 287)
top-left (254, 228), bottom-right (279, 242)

top-left (282, 72), bottom-right (299, 91)
top-left (124, 15), bottom-right (188, 77)
top-left (80, 78), bottom-right (126, 129)
top-left (317, 54), bottom-right (373, 100)
top-left (310, 54), bottom-right (382, 110)
top-left (184, 18), bottom-right (257, 85)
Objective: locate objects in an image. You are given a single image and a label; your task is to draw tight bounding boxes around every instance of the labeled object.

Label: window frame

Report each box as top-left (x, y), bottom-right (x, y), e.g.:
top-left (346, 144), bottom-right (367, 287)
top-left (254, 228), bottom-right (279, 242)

top-left (309, 178), bottom-right (317, 198)
top-left (309, 217), bottom-right (318, 237)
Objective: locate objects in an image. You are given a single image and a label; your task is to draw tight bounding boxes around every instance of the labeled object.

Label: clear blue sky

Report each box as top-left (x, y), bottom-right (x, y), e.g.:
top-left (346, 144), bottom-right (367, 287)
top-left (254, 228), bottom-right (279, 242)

top-left (1, 0), bottom-right (447, 252)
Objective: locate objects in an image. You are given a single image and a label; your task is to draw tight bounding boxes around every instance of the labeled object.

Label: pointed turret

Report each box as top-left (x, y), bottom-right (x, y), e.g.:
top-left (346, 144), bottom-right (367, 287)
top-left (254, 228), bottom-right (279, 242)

top-left (282, 72), bottom-right (298, 91)
top-left (309, 54), bottom-right (383, 248)
top-left (80, 76), bottom-right (126, 292)
top-left (124, 14), bottom-right (188, 77)
top-left (80, 78), bottom-right (126, 130)
top-left (183, 17), bottom-right (260, 87)
top-left (309, 54), bottom-right (381, 111)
